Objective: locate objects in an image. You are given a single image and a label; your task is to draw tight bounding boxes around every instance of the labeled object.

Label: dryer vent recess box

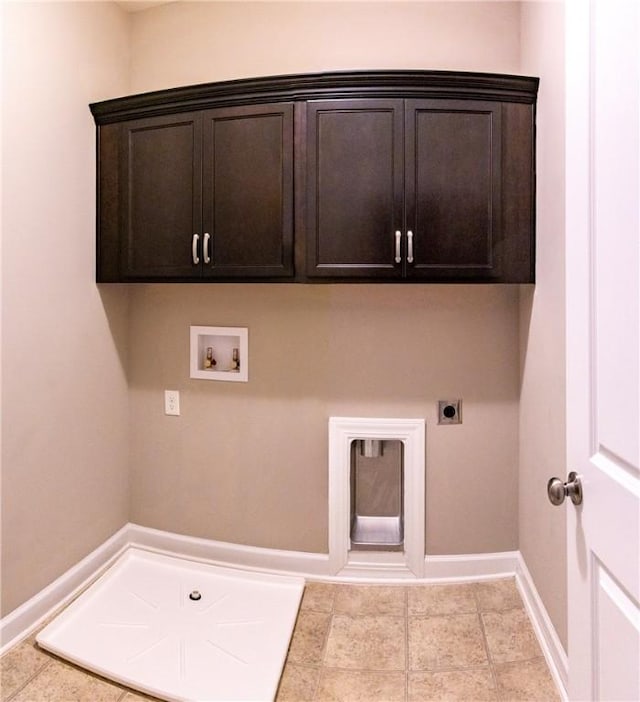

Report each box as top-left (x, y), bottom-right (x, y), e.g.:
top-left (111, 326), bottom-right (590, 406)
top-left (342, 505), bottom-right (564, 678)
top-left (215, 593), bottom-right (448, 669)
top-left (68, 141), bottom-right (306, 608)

top-left (90, 71), bottom-right (538, 285)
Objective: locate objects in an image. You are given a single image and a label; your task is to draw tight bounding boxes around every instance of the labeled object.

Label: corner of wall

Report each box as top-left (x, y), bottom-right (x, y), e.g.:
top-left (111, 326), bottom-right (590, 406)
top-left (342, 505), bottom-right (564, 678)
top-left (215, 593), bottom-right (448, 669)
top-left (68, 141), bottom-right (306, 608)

top-left (517, 0), bottom-right (568, 653)
top-left (1, 0), bottom-right (132, 617)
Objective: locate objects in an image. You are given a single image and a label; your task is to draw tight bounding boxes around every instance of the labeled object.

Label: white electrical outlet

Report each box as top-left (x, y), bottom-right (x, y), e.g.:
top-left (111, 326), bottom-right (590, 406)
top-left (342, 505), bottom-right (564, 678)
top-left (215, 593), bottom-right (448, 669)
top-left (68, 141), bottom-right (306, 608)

top-left (164, 390), bottom-right (180, 416)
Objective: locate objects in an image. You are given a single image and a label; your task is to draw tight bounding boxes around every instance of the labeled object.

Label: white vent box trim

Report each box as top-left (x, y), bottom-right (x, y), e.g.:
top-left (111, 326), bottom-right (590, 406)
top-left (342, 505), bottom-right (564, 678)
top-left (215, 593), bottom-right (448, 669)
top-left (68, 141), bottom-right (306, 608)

top-left (328, 417), bottom-right (425, 578)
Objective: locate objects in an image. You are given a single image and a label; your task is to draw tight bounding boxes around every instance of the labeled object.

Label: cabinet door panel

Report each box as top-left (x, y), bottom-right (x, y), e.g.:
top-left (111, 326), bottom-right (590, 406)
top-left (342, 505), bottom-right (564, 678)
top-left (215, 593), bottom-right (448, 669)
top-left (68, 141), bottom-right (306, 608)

top-left (202, 104), bottom-right (294, 278)
top-left (306, 100), bottom-right (404, 278)
top-left (405, 100), bottom-right (502, 280)
top-left (120, 114), bottom-right (202, 279)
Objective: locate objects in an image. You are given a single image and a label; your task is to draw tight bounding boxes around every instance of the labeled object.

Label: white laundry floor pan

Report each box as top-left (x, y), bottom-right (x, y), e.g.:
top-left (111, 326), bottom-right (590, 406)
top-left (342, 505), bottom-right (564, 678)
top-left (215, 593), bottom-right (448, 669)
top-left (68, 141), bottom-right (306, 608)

top-left (36, 548), bottom-right (304, 702)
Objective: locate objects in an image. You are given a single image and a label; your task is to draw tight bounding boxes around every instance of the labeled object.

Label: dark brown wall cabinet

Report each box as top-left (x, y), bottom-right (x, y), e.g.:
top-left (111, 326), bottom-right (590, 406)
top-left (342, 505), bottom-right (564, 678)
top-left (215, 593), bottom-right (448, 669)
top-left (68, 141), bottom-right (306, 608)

top-left (91, 71), bottom-right (537, 283)
top-left (306, 99), bottom-right (510, 280)
top-left (100, 104), bottom-right (293, 281)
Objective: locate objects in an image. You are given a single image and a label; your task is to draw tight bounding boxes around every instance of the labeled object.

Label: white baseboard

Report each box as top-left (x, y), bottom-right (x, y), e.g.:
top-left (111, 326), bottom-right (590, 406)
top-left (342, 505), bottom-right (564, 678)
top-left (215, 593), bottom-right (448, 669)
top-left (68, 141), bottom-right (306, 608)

top-left (338, 551), bottom-right (418, 580)
top-left (0, 519), bottom-right (567, 699)
top-left (424, 551), bottom-right (520, 581)
top-left (126, 523), bottom-right (330, 577)
top-left (516, 553), bottom-right (569, 700)
top-left (0, 524), bottom-right (130, 653)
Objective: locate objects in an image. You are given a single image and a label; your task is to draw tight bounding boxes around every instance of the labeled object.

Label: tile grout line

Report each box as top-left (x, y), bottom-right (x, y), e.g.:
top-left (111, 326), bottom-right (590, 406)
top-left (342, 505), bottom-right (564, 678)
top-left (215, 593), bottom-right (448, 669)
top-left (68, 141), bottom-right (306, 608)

top-left (5, 655), bottom-right (54, 702)
top-left (406, 662), bottom-right (505, 674)
top-left (473, 583), bottom-right (502, 702)
top-left (405, 585), bottom-right (410, 702)
top-left (279, 582), bottom-right (333, 701)
top-left (311, 583), bottom-right (337, 701)
top-left (320, 661), bottom-right (489, 674)
top-left (496, 653), bottom-right (553, 666)
top-left (319, 665), bottom-right (419, 674)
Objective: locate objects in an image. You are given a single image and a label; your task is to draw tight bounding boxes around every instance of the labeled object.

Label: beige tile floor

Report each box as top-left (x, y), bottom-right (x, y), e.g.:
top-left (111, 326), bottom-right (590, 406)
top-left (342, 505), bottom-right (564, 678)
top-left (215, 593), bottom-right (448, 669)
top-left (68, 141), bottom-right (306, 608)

top-left (0, 578), bottom-right (559, 702)
top-left (276, 578), bottom-right (560, 702)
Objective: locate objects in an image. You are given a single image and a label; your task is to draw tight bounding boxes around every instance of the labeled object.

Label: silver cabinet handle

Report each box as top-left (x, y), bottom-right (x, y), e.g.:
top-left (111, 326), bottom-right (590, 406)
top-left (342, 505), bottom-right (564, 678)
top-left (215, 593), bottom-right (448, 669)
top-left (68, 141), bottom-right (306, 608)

top-left (192, 234), bottom-right (200, 265)
top-left (407, 230), bottom-right (414, 264)
top-left (203, 232), bottom-right (211, 264)
top-left (395, 230), bottom-right (402, 263)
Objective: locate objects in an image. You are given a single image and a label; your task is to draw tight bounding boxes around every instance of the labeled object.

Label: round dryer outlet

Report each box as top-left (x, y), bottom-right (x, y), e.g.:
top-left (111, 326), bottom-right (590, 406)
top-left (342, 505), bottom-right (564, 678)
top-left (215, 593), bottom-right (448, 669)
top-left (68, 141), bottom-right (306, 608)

top-left (438, 399), bottom-right (462, 424)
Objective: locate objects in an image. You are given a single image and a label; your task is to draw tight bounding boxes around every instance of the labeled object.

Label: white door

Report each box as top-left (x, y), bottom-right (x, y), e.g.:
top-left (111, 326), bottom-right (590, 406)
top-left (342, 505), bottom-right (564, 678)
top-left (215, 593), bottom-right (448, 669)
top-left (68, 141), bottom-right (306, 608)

top-left (565, 1), bottom-right (640, 700)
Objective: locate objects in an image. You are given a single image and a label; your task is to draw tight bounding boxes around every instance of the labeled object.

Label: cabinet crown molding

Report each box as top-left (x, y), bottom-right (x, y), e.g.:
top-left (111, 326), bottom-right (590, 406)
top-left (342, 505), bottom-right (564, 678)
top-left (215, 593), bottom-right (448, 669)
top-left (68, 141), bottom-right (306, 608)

top-left (90, 70), bottom-right (539, 125)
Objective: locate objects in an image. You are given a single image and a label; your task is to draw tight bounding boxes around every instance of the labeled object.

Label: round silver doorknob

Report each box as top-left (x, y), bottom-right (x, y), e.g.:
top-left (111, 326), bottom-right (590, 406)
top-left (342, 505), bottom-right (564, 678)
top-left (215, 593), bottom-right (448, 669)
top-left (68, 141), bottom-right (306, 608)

top-left (547, 471), bottom-right (583, 506)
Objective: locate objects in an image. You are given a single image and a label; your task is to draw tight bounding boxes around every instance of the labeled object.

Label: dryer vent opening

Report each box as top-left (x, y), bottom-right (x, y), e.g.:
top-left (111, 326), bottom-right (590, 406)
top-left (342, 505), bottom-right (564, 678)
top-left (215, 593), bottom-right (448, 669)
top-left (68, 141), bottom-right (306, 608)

top-left (349, 439), bottom-right (404, 551)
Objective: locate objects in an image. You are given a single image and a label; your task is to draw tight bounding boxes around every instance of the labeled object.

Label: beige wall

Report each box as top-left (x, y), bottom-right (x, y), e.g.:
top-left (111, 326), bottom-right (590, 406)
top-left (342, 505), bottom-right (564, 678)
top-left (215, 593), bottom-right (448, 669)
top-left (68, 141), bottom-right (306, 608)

top-left (519, 1), bottom-right (567, 650)
top-left (129, 1), bottom-right (521, 92)
top-left (127, 2), bottom-right (523, 555)
top-left (130, 284), bottom-right (520, 554)
top-left (1, 1), bottom-right (131, 616)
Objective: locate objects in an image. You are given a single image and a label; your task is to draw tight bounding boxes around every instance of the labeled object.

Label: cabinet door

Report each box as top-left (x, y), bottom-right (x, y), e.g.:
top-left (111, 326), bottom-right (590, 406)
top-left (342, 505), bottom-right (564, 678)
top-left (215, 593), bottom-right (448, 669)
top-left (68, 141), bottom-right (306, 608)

top-left (405, 100), bottom-right (502, 280)
top-left (201, 104), bottom-right (294, 278)
top-left (305, 100), bottom-right (404, 278)
top-left (120, 113), bottom-right (202, 280)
